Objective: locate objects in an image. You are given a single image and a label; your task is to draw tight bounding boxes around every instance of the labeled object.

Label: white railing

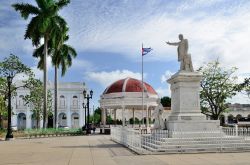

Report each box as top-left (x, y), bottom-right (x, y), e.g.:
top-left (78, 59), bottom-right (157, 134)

top-left (111, 126), bottom-right (145, 154)
top-left (223, 126), bottom-right (250, 137)
top-left (111, 126), bottom-right (169, 154)
top-left (111, 126), bottom-right (250, 154)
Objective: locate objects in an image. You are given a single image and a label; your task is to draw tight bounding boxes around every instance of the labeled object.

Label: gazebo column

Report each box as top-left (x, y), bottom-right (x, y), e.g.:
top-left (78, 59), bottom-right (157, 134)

top-left (122, 105), bottom-right (125, 127)
top-left (132, 108), bottom-right (135, 128)
top-left (114, 109), bottom-right (117, 126)
top-left (149, 108), bottom-right (152, 123)
top-left (102, 108), bottom-right (106, 125)
top-left (105, 109), bottom-right (108, 125)
top-left (146, 105), bottom-right (149, 128)
top-left (101, 107), bottom-right (106, 133)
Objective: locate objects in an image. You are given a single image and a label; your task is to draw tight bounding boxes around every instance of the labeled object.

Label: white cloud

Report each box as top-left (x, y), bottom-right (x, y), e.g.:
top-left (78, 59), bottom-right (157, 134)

top-left (155, 86), bottom-right (171, 97)
top-left (31, 67), bottom-right (43, 80)
top-left (13, 73), bottom-right (29, 82)
top-left (71, 59), bottom-right (93, 71)
top-left (161, 70), bottom-right (174, 83)
top-left (59, 0), bottom-right (250, 76)
top-left (85, 70), bottom-right (143, 87)
top-left (228, 93), bottom-right (250, 105)
top-left (12, 66), bottom-right (43, 83)
top-left (3, 1), bottom-right (250, 76)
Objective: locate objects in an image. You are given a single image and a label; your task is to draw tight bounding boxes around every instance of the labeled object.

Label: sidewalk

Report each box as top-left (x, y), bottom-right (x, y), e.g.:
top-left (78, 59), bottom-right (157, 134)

top-left (0, 135), bottom-right (250, 165)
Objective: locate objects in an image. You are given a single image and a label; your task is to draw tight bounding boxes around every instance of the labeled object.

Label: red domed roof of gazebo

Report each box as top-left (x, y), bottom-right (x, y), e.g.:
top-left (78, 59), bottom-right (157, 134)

top-left (103, 77), bottom-right (157, 95)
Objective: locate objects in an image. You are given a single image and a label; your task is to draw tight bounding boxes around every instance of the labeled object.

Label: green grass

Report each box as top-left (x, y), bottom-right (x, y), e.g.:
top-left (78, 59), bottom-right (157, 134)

top-left (24, 128), bottom-right (84, 137)
top-left (0, 128), bottom-right (84, 139)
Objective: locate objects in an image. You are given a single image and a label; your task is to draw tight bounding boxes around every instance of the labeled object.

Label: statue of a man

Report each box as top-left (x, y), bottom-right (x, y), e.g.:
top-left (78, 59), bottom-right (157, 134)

top-left (153, 99), bottom-right (164, 129)
top-left (166, 34), bottom-right (194, 72)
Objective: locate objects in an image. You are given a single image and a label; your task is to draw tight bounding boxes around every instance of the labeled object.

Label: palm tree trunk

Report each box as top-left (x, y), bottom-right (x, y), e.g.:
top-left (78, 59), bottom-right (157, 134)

top-left (43, 35), bottom-right (48, 129)
top-left (54, 66), bottom-right (58, 128)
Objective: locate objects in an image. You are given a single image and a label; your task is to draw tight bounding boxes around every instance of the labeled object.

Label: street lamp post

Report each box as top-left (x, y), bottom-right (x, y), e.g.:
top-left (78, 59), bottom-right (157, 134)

top-left (82, 103), bottom-right (87, 128)
top-left (6, 75), bottom-right (13, 140)
top-left (83, 89), bottom-right (93, 134)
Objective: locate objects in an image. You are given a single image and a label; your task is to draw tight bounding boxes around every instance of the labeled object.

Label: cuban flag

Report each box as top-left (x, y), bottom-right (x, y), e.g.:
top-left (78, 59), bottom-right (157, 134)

top-left (142, 47), bottom-right (152, 56)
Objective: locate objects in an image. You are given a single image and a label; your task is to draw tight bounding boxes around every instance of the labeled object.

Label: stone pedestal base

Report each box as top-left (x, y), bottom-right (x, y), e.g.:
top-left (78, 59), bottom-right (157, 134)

top-left (167, 71), bottom-right (221, 137)
top-left (167, 120), bottom-right (222, 138)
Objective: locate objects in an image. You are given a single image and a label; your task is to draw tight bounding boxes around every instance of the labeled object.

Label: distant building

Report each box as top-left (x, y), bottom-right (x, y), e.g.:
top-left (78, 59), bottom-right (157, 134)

top-left (12, 82), bottom-right (86, 130)
top-left (222, 103), bottom-right (250, 125)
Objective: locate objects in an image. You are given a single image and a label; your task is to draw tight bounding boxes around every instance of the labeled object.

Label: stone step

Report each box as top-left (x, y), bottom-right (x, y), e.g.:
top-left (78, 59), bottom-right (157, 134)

top-left (142, 142), bottom-right (250, 153)
top-left (143, 141), bottom-right (250, 150)
top-left (143, 136), bottom-right (245, 144)
top-left (142, 144), bottom-right (250, 154)
top-left (153, 139), bottom-right (246, 145)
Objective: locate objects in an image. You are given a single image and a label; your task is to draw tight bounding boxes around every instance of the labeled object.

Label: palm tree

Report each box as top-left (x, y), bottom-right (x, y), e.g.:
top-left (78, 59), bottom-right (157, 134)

top-left (33, 27), bottom-right (77, 128)
top-left (12, 0), bottom-right (70, 128)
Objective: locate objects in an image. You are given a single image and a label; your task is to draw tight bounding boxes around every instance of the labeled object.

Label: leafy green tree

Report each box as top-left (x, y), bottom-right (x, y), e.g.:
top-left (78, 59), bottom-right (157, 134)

top-left (161, 96), bottom-right (171, 107)
top-left (0, 54), bottom-right (32, 136)
top-left (33, 27), bottom-right (77, 128)
top-left (12, 0), bottom-right (70, 128)
top-left (23, 77), bottom-right (52, 128)
top-left (241, 78), bottom-right (250, 99)
top-left (0, 54), bottom-right (32, 97)
top-left (0, 95), bottom-right (7, 129)
top-left (106, 115), bottom-right (113, 125)
top-left (89, 107), bottom-right (101, 124)
top-left (198, 60), bottom-right (243, 120)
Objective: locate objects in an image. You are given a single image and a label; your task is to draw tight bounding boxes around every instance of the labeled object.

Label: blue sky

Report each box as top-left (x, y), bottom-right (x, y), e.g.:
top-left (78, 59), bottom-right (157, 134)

top-left (1, 0), bottom-right (250, 107)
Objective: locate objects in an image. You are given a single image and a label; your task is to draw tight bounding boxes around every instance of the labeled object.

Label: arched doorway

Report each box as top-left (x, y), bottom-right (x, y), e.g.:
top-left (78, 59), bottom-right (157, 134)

top-left (247, 114), bottom-right (250, 121)
top-left (58, 113), bottom-right (67, 127)
top-left (71, 113), bottom-right (79, 128)
top-left (219, 115), bottom-right (225, 126)
top-left (228, 114), bottom-right (234, 124)
top-left (236, 114), bottom-right (242, 123)
top-left (47, 114), bottom-right (53, 128)
top-left (17, 113), bottom-right (26, 130)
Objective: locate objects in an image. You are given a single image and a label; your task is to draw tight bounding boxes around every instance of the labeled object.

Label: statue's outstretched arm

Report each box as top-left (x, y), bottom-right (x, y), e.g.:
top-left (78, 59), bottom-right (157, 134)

top-left (166, 41), bottom-right (179, 46)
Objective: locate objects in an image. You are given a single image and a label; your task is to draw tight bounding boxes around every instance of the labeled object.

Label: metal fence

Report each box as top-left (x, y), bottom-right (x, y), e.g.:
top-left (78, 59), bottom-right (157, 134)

top-left (111, 126), bottom-right (250, 154)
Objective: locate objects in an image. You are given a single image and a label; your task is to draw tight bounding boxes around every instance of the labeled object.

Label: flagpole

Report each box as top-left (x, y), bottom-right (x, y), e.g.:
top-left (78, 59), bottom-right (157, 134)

top-left (142, 43), bottom-right (144, 127)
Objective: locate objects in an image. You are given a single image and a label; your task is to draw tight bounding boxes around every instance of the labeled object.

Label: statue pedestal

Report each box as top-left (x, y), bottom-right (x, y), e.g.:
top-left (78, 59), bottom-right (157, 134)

top-left (167, 71), bottom-right (221, 137)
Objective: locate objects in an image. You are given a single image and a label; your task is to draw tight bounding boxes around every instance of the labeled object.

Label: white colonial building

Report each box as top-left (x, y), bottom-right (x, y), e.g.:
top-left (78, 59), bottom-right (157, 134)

top-left (12, 81), bottom-right (87, 130)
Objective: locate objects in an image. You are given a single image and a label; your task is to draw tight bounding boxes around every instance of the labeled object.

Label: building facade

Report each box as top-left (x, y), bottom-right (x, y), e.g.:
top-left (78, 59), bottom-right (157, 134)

top-left (222, 103), bottom-right (250, 125)
top-left (12, 82), bottom-right (86, 130)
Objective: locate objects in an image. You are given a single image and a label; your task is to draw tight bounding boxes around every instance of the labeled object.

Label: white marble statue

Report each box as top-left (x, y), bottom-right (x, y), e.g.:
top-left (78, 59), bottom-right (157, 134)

top-left (153, 99), bottom-right (164, 129)
top-left (166, 34), bottom-right (194, 72)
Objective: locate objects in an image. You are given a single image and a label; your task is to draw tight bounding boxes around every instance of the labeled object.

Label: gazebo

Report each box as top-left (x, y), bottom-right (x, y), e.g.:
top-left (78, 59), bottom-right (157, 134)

top-left (99, 77), bottom-right (159, 128)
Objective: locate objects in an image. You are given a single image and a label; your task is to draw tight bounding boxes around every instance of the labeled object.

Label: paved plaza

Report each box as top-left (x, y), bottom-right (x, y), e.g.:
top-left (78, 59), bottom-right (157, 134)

top-left (1, 135), bottom-right (250, 165)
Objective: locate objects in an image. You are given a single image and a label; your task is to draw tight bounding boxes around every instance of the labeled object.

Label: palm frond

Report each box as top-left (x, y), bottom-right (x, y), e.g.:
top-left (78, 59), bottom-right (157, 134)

top-left (24, 16), bottom-right (40, 41)
top-left (56, 0), bottom-right (70, 10)
top-left (54, 15), bottom-right (67, 29)
top-left (33, 45), bottom-right (44, 58)
top-left (12, 3), bottom-right (40, 19)
top-left (35, 0), bottom-right (47, 11)
top-left (61, 59), bottom-right (67, 76)
top-left (64, 44), bottom-right (77, 57)
top-left (37, 58), bottom-right (44, 70)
